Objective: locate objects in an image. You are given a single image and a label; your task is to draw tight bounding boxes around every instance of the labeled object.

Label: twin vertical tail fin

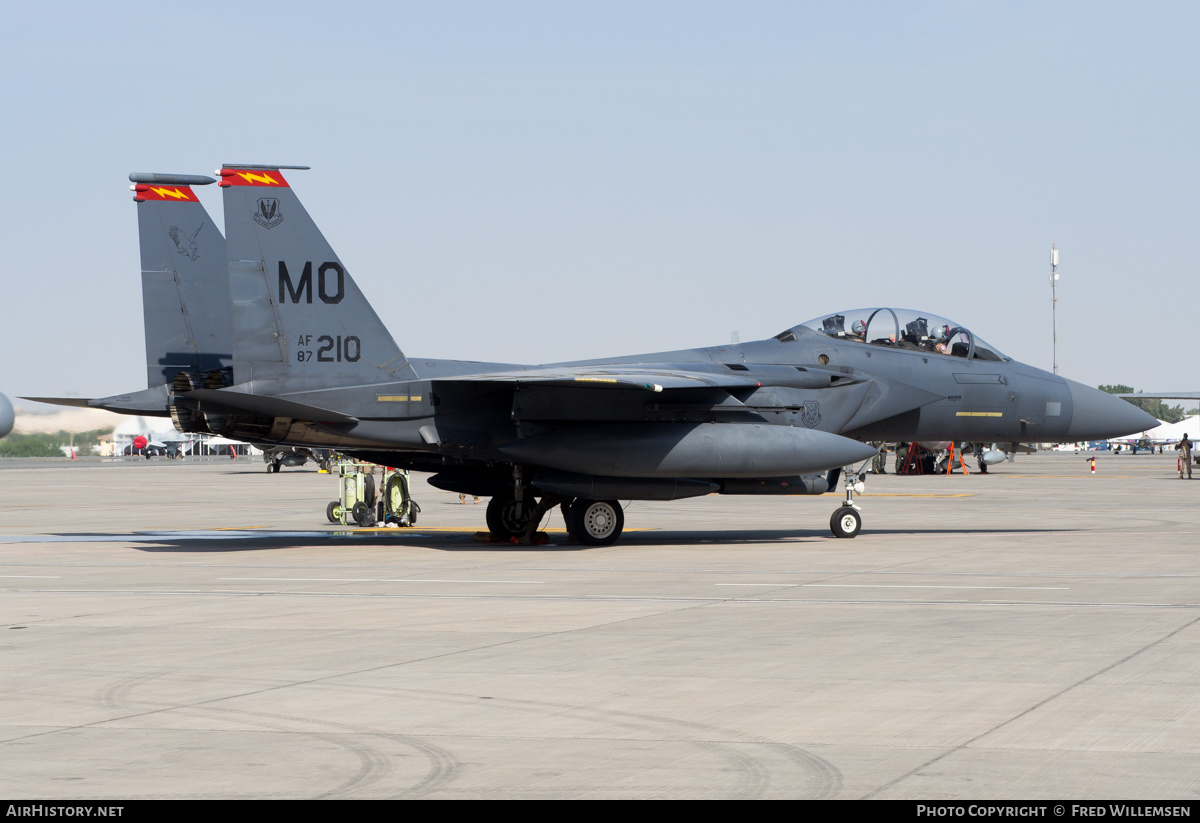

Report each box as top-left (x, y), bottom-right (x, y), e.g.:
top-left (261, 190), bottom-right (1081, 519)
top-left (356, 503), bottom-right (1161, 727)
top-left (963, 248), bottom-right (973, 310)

top-left (218, 165), bottom-right (414, 391)
top-left (131, 173), bottom-right (231, 390)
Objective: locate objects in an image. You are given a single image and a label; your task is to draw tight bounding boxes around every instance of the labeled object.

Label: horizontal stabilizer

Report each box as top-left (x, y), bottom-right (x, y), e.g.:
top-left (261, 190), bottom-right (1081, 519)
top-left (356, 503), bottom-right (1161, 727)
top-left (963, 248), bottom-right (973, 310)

top-left (22, 396), bottom-right (93, 408)
top-left (182, 388), bottom-right (358, 424)
top-left (23, 386), bottom-right (173, 417)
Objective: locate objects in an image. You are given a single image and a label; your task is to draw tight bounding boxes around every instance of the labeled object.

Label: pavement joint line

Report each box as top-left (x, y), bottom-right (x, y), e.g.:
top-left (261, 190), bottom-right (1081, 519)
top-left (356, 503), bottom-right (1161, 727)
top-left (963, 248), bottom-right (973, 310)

top-left (715, 583), bottom-right (796, 586)
top-left (801, 583), bottom-right (1070, 590)
top-left (0, 586), bottom-right (714, 751)
top-left (860, 610), bottom-right (1200, 799)
top-left (5, 587), bottom-right (1198, 608)
top-left (796, 544), bottom-right (982, 588)
top-left (11, 562), bottom-right (1200, 579)
top-left (217, 577), bottom-right (545, 584)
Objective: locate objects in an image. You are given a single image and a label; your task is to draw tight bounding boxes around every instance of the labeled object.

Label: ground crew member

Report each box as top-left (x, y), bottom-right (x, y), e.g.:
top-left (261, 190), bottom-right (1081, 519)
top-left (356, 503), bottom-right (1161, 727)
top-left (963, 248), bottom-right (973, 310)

top-left (871, 442), bottom-right (887, 474)
top-left (894, 442), bottom-right (909, 474)
top-left (1176, 434), bottom-right (1193, 480)
top-left (973, 442), bottom-right (989, 474)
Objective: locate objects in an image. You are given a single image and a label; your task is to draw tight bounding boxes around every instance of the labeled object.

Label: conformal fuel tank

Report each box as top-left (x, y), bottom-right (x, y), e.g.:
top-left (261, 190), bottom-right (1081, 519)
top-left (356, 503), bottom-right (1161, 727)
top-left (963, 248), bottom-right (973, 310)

top-left (500, 422), bottom-right (878, 478)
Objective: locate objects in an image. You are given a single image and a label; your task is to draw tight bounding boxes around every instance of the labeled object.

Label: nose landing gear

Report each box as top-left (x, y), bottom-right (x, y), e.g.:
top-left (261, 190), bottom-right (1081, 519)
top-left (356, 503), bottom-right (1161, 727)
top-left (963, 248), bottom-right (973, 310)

top-left (830, 468), bottom-right (865, 538)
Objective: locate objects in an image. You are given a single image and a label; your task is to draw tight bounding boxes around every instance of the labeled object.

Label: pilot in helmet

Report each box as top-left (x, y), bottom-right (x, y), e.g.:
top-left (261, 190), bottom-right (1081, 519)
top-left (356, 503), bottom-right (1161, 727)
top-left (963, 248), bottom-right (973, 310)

top-left (850, 319), bottom-right (868, 341)
top-left (930, 325), bottom-right (951, 354)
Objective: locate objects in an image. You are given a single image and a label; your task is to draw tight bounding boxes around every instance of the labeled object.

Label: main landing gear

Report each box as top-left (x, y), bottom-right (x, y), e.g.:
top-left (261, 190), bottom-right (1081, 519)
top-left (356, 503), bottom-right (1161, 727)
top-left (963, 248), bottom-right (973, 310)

top-left (486, 468), bottom-right (624, 546)
top-left (487, 493), bottom-right (625, 546)
top-left (829, 467), bottom-right (866, 538)
top-left (485, 465), bottom-right (860, 544)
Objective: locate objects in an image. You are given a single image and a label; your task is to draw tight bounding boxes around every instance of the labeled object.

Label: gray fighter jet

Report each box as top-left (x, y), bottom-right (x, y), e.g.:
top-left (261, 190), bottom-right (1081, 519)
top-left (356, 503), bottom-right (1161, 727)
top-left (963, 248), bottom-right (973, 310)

top-left (35, 165), bottom-right (1157, 544)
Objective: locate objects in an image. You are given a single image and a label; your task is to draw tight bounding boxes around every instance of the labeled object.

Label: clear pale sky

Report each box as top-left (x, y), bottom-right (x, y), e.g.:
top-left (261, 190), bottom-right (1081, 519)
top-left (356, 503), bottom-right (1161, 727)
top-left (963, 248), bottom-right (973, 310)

top-left (2, 1), bottom-right (1195, 400)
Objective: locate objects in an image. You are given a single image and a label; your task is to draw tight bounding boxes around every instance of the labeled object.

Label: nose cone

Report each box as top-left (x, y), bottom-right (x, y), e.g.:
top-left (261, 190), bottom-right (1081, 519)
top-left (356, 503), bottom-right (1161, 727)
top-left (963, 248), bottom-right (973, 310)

top-left (1063, 380), bottom-right (1159, 440)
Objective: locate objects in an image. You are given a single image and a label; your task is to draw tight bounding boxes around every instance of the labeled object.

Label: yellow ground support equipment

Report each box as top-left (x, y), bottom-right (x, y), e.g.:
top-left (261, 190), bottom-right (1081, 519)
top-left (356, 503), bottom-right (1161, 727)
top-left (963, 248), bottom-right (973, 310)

top-left (325, 461), bottom-right (418, 527)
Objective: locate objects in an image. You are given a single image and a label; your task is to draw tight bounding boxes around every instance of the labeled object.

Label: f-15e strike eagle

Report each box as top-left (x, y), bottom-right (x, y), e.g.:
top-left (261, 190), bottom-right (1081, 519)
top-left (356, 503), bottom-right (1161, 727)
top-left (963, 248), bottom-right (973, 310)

top-left (27, 166), bottom-right (1155, 545)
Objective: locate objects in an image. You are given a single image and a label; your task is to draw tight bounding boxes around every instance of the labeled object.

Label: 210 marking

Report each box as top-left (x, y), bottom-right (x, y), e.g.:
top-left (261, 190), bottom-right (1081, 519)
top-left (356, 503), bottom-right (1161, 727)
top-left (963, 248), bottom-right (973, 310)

top-left (296, 334), bottom-right (361, 363)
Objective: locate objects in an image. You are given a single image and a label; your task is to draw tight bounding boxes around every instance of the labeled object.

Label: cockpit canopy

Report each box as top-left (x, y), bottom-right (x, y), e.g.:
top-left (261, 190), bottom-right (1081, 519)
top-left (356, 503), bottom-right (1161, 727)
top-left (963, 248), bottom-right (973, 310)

top-left (783, 308), bottom-right (1009, 362)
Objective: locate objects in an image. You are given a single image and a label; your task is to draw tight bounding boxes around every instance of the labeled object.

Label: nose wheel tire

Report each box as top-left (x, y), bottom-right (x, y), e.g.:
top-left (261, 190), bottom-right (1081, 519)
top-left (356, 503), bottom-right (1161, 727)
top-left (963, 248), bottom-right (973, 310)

top-left (568, 499), bottom-right (624, 546)
top-left (830, 507), bottom-right (861, 539)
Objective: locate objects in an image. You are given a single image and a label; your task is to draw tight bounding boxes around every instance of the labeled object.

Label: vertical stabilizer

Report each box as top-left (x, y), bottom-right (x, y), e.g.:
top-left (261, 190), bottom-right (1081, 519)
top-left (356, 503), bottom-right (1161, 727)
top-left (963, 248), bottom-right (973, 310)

top-left (219, 165), bottom-right (414, 390)
top-left (131, 173), bottom-right (231, 388)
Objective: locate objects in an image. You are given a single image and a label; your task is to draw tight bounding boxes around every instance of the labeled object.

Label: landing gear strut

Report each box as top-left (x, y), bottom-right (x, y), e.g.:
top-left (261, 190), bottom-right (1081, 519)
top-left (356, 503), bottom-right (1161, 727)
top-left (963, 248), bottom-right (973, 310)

top-left (830, 467), bottom-right (865, 538)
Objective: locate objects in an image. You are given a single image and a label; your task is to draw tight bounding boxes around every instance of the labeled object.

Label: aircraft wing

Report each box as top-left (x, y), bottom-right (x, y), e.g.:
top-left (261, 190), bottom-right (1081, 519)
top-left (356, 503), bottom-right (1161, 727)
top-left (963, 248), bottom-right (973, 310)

top-left (435, 366), bottom-right (766, 392)
top-left (1116, 392), bottom-right (1200, 401)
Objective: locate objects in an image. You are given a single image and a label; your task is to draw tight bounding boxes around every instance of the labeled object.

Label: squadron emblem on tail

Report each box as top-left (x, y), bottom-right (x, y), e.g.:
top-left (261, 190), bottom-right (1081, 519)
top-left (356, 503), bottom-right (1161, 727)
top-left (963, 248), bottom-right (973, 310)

top-left (253, 197), bottom-right (283, 229)
top-left (167, 222), bottom-right (204, 261)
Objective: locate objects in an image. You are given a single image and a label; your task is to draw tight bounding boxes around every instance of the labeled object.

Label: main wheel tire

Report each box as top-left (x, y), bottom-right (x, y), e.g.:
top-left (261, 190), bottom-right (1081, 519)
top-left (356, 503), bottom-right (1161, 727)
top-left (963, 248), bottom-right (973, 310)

top-left (486, 494), bottom-right (536, 539)
top-left (568, 499), bottom-right (624, 546)
top-left (830, 507), bottom-right (862, 538)
top-left (326, 501), bottom-right (340, 523)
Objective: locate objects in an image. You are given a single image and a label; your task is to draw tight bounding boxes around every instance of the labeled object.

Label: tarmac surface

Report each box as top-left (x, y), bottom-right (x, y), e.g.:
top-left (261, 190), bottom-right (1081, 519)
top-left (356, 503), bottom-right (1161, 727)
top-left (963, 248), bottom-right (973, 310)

top-left (1, 450), bottom-right (1198, 799)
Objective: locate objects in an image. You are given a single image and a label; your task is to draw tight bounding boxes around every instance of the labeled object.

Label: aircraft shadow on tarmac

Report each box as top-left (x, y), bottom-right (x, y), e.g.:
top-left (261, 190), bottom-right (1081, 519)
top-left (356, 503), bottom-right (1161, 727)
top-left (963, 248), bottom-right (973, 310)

top-left (20, 527), bottom-right (1081, 553)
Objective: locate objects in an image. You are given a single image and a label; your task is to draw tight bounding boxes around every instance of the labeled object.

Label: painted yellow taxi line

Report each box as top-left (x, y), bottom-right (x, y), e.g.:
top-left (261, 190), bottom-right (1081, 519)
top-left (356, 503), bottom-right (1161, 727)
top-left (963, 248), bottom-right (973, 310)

top-left (344, 526), bottom-right (654, 534)
top-left (857, 493), bottom-right (976, 498)
top-left (999, 475), bottom-right (1132, 479)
